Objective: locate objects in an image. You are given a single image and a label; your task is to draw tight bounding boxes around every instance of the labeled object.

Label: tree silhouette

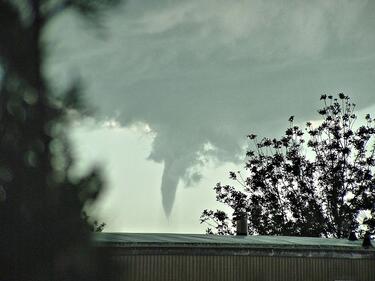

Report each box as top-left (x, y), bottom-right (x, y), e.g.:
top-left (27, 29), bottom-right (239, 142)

top-left (0, 1), bottom-right (123, 280)
top-left (201, 94), bottom-right (375, 238)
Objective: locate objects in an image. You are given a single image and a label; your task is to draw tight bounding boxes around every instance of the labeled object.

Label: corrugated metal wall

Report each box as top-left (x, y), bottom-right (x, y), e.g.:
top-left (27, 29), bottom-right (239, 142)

top-left (111, 254), bottom-right (375, 281)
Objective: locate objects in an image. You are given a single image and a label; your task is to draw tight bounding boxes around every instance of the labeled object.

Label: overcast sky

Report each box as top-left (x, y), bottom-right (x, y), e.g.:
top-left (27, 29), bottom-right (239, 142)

top-left (45, 0), bottom-right (375, 233)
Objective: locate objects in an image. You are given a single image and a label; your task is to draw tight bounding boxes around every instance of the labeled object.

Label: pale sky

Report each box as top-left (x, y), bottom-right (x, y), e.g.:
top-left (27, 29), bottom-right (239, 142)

top-left (45, 0), bottom-right (375, 233)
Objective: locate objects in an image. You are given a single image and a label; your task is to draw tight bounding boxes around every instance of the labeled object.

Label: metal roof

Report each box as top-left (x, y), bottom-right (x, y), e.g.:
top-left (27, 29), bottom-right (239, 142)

top-left (92, 232), bottom-right (372, 251)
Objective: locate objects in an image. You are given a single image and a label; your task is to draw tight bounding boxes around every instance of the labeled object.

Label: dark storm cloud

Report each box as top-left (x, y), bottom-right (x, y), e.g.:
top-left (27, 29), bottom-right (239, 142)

top-left (46, 0), bottom-right (375, 215)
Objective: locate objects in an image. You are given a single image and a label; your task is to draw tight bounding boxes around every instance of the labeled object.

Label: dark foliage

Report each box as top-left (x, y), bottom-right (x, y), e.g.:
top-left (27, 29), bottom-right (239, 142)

top-left (201, 94), bottom-right (375, 238)
top-left (82, 211), bottom-right (106, 232)
top-left (0, 1), bottom-right (123, 280)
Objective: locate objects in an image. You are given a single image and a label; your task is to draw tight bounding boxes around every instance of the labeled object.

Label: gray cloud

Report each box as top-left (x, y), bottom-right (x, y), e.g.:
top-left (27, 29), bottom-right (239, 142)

top-left (46, 0), bottom-right (375, 216)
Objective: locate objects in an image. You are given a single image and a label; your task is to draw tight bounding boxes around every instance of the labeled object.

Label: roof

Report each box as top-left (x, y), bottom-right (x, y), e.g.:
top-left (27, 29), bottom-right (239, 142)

top-left (93, 232), bottom-right (372, 251)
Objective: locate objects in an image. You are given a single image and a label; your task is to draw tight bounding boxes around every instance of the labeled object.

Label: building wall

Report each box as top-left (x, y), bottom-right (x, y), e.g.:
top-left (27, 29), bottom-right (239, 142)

top-left (109, 254), bottom-right (375, 281)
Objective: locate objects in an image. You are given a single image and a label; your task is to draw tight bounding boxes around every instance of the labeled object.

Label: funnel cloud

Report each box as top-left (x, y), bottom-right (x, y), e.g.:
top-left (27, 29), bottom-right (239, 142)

top-left (47, 0), bottom-right (375, 215)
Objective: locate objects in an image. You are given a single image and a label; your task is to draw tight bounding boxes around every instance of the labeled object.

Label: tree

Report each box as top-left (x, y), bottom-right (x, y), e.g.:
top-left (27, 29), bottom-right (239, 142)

top-left (82, 211), bottom-right (106, 232)
top-left (201, 94), bottom-right (375, 238)
top-left (0, 1), bottom-right (122, 280)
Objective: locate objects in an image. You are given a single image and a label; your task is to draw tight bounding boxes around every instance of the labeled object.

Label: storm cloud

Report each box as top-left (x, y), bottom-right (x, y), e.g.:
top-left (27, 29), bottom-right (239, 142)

top-left (46, 0), bottom-right (375, 216)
